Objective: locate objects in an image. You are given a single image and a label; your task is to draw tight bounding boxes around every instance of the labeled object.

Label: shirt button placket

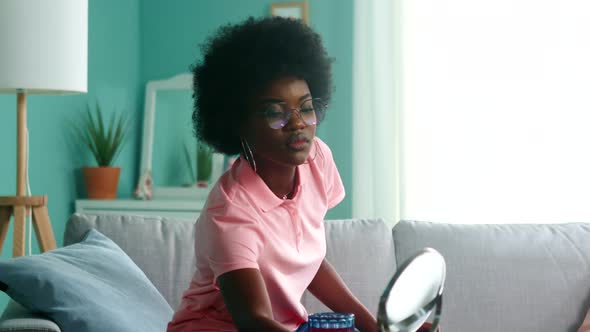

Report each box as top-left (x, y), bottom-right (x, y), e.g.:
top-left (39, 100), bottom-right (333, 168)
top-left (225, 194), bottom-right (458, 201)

top-left (285, 203), bottom-right (302, 252)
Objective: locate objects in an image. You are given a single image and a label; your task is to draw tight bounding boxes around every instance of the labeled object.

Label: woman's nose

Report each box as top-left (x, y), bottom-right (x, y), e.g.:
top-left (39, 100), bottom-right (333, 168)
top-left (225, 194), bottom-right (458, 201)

top-left (285, 109), bottom-right (306, 130)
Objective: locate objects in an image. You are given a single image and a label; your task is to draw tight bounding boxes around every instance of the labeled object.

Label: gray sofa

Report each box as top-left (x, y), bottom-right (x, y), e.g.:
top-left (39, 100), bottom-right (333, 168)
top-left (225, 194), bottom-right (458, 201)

top-left (2, 213), bottom-right (590, 331)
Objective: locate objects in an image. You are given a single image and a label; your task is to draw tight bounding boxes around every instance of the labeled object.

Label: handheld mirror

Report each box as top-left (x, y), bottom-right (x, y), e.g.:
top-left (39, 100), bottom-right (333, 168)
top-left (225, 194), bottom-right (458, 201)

top-left (377, 247), bottom-right (446, 332)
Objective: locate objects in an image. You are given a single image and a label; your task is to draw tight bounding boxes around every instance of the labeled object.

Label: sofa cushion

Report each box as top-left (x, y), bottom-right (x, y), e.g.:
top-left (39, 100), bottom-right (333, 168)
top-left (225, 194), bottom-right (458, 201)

top-left (393, 220), bottom-right (590, 332)
top-left (301, 218), bottom-right (396, 315)
top-left (0, 301), bottom-right (61, 332)
top-left (64, 213), bottom-right (196, 309)
top-left (0, 228), bottom-right (173, 332)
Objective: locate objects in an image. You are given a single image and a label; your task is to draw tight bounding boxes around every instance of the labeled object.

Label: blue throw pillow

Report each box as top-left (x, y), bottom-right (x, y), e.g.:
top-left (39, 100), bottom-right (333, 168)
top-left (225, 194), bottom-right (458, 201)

top-left (0, 229), bottom-right (173, 332)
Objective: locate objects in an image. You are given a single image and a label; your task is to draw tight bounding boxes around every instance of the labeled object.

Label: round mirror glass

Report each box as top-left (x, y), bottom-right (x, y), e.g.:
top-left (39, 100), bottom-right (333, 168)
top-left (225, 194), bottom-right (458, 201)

top-left (378, 247), bottom-right (446, 332)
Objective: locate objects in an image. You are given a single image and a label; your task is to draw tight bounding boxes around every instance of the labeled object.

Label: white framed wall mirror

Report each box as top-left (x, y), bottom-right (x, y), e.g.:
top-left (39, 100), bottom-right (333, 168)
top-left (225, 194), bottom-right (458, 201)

top-left (137, 73), bottom-right (225, 200)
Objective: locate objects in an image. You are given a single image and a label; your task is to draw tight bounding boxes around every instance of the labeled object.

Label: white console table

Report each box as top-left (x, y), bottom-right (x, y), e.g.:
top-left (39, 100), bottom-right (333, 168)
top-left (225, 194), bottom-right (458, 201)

top-left (75, 199), bottom-right (204, 220)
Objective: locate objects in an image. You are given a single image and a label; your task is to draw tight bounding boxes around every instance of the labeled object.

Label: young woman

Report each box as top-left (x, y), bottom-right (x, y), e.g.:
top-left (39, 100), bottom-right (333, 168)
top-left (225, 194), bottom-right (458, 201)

top-left (167, 17), bottom-right (377, 332)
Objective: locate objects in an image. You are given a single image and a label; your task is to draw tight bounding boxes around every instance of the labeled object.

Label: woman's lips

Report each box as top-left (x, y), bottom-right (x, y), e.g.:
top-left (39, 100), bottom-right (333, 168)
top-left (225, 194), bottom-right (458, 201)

top-left (288, 139), bottom-right (308, 150)
top-left (287, 134), bottom-right (310, 150)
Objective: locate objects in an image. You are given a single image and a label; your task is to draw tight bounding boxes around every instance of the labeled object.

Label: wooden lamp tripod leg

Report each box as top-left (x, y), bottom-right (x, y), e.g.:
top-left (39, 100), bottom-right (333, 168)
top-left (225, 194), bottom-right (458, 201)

top-left (32, 204), bottom-right (57, 252)
top-left (0, 207), bottom-right (12, 256)
top-left (12, 206), bottom-right (27, 257)
top-left (0, 197), bottom-right (56, 257)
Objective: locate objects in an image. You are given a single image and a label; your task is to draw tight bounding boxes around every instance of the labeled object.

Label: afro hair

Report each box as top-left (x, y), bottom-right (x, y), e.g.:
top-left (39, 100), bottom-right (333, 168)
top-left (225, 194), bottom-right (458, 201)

top-left (191, 16), bottom-right (334, 155)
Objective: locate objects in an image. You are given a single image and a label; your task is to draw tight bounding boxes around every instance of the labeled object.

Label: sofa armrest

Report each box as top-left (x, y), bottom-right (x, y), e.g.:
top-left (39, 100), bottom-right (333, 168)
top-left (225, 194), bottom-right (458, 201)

top-left (0, 300), bottom-right (61, 332)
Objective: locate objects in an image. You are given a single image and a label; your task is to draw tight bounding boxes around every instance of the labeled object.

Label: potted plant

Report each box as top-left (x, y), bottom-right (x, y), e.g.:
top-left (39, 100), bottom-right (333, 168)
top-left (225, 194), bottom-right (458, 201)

top-left (75, 102), bottom-right (129, 199)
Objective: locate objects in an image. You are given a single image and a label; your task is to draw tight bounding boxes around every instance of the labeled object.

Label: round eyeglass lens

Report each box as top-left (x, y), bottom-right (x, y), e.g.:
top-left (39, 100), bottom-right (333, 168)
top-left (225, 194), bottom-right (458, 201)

top-left (263, 98), bottom-right (325, 129)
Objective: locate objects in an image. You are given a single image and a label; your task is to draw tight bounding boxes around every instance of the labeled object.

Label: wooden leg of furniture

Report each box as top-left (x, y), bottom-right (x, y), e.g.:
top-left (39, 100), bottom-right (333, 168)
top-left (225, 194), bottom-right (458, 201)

top-left (12, 205), bottom-right (27, 257)
top-left (0, 196), bottom-right (56, 257)
top-left (32, 205), bottom-right (57, 252)
top-left (0, 207), bottom-right (12, 256)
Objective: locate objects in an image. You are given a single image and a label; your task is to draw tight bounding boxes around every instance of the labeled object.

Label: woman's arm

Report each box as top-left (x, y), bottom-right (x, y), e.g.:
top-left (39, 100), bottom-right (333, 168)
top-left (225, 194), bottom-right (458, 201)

top-left (307, 259), bottom-right (378, 332)
top-left (218, 268), bottom-right (291, 332)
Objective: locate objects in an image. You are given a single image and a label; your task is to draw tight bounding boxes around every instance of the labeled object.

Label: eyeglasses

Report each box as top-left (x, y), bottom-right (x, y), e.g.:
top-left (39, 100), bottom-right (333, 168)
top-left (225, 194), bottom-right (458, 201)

top-left (256, 98), bottom-right (327, 129)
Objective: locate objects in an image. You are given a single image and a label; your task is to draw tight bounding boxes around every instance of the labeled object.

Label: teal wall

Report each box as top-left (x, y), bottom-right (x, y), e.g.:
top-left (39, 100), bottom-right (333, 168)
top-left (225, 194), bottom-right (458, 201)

top-left (141, 0), bottom-right (354, 219)
top-left (0, 0), bottom-right (353, 310)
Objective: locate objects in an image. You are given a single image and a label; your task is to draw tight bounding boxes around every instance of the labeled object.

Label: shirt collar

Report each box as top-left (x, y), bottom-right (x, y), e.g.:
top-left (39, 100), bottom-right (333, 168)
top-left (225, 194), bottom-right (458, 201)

top-left (235, 156), bottom-right (302, 212)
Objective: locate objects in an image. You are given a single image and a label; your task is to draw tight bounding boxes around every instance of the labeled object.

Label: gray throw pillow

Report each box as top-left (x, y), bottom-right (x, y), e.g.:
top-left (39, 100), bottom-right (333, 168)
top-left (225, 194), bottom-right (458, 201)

top-left (0, 229), bottom-right (173, 332)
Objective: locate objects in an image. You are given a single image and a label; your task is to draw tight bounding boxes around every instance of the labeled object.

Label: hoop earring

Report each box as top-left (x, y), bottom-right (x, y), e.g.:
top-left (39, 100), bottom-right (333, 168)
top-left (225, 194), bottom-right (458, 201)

top-left (240, 137), bottom-right (257, 172)
top-left (304, 138), bottom-right (321, 164)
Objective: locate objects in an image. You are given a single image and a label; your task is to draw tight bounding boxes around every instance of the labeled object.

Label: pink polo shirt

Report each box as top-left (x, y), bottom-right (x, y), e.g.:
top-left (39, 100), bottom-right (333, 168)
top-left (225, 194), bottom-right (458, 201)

top-left (167, 137), bottom-right (345, 332)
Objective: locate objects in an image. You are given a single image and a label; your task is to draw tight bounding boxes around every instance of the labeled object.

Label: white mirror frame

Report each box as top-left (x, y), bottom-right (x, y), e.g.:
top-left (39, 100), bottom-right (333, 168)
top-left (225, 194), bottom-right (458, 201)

top-left (139, 73), bottom-right (225, 200)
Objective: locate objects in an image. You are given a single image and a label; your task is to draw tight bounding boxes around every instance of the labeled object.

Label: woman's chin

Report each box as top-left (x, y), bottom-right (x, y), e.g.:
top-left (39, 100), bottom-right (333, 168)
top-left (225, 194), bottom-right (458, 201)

top-left (277, 150), bottom-right (311, 167)
top-left (287, 147), bottom-right (312, 165)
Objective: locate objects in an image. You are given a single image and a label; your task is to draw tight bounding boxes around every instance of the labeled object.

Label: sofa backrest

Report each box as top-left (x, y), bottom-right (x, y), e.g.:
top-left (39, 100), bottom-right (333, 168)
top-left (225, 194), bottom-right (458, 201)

top-left (301, 218), bottom-right (397, 315)
top-left (65, 214), bottom-right (396, 316)
top-left (65, 213), bottom-right (196, 310)
top-left (393, 220), bottom-right (590, 332)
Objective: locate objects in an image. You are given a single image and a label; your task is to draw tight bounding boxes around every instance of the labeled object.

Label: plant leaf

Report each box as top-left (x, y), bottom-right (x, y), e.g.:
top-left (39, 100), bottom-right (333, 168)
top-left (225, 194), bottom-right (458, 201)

top-left (183, 141), bottom-right (196, 184)
top-left (74, 101), bottom-right (130, 167)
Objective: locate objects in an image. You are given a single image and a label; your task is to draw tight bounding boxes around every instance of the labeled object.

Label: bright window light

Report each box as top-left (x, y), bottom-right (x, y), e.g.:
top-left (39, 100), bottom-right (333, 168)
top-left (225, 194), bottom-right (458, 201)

top-left (400, 0), bottom-right (590, 223)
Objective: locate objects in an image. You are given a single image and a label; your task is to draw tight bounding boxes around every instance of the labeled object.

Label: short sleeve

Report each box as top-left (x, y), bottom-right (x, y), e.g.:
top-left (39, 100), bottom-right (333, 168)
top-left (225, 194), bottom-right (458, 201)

top-left (314, 138), bottom-right (346, 209)
top-left (200, 209), bottom-right (264, 283)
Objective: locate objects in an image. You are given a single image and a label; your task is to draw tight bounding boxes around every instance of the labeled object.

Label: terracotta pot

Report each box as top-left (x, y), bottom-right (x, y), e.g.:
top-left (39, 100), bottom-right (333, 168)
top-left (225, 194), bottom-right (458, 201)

top-left (82, 167), bottom-right (121, 199)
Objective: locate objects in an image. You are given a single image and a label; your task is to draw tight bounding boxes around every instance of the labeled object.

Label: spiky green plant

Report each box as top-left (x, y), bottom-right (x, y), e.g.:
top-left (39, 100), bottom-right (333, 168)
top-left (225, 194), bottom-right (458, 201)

top-left (183, 140), bottom-right (213, 185)
top-left (196, 143), bottom-right (213, 182)
top-left (75, 102), bottom-right (129, 167)
top-left (183, 141), bottom-right (196, 184)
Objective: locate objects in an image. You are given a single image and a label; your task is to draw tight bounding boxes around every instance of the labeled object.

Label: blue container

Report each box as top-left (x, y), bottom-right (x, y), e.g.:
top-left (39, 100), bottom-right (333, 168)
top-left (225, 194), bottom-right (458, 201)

top-left (308, 312), bottom-right (355, 330)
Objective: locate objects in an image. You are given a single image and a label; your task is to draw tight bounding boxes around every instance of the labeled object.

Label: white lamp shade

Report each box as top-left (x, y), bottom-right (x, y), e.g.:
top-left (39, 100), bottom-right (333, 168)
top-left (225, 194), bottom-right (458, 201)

top-left (0, 0), bottom-right (88, 94)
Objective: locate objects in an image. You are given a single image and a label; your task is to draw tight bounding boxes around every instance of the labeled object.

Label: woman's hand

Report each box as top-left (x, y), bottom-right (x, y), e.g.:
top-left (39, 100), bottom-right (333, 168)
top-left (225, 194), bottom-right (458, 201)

top-left (218, 268), bottom-right (291, 332)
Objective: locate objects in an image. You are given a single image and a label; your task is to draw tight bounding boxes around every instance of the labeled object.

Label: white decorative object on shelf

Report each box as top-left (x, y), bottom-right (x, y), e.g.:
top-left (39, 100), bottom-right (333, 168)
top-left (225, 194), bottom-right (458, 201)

top-left (134, 169), bottom-right (153, 200)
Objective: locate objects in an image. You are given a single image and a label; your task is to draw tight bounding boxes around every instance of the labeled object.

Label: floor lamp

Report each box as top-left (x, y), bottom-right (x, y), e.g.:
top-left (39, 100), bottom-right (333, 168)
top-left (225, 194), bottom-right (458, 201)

top-left (0, 0), bottom-right (88, 257)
